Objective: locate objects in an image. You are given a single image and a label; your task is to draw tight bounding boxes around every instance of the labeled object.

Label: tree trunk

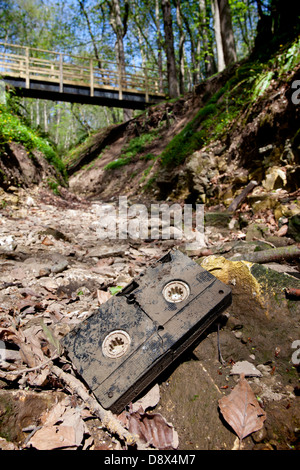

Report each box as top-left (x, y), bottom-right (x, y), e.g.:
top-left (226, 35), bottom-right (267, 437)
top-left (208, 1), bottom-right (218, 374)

top-left (36, 99), bottom-right (40, 128)
top-left (175, 0), bottom-right (185, 95)
top-left (78, 0), bottom-right (103, 70)
top-left (155, 0), bottom-right (164, 93)
top-left (217, 0), bottom-right (237, 66)
top-left (43, 102), bottom-right (48, 133)
top-left (211, 0), bottom-right (225, 72)
top-left (181, 12), bottom-right (198, 86)
top-left (270, 0), bottom-right (300, 39)
top-left (161, 0), bottom-right (179, 98)
top-left (55, 105), bottom-right (61, 146)
top-left (199, 0), bottom-right (216, 77)
top-left (109, 0), bottom-right (132, 121)
top-left (230, 245), bottom-right (300, 264)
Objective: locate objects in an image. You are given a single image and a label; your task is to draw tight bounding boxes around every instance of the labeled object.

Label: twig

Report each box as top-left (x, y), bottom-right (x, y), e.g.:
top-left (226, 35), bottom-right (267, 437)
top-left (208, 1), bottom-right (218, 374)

top-left (0, 354), bottom-right (57, 377)
top-left (230, 244), bottom-right (300, 263)
top-left (217, 323), bottom-right (226, 365)
top-left (50, 364), bottom-right (150, 450)
top-left (23, 426), bottom-right (42, 447)
top-left (227, 180), bottom-right (258, 213)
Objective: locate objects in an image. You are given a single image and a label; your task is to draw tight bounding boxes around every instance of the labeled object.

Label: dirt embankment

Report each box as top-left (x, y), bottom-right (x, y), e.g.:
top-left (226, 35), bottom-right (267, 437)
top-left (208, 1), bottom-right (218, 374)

top-left (66, 65), bottom-right (239, 201)
top-left (0, 142), bottom-right (63, 190)
top-left (65, 61), bottom-right (300, 208)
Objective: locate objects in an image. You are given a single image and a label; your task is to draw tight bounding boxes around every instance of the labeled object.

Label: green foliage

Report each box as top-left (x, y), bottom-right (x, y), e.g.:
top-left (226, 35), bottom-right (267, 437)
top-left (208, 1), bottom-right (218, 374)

top-left (252, 71), bottom-right (274, 100)
top-left (0, 104), bottom-right (66, 177)
top-left (159, 103), bottom-right (216, 167)
top-left (109, 286), bottom-right (123, 295)
top-left (140, 152), bottom-right (156, 161)
top-left (271, 38), bottom-right (300, 76)
top-left (159, 37), bottom-right (300, 168)
top-left (104, 155), bottom-right (132, 170)
top-left (46, 177), bottom-right (60, 195)
top-left (104, 131), bottom-right (157, 170)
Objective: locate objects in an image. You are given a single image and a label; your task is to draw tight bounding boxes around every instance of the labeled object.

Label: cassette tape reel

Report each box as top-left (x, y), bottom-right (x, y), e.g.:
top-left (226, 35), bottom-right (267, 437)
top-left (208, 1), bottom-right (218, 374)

top-left (61, 249), bottom-right (232, 414)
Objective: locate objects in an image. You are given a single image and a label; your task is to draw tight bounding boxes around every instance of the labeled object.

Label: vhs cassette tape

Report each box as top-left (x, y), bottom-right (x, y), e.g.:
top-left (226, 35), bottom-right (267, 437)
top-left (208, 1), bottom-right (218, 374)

top-left (61, 249), bottom-right (232, 414)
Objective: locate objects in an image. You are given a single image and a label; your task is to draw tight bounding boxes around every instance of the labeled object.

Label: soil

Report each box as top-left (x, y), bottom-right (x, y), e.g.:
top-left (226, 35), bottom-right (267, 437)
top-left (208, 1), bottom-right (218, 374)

top-left (0, 184), bottom-right (299, 450)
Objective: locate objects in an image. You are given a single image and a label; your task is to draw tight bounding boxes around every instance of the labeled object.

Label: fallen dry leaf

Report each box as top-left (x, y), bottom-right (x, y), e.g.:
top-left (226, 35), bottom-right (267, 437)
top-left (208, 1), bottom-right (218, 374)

top-left (131, 384), bottom-right (160, 413)
top-left (218, 374), bottom-right (266, 441)
top-left (41, 236), bottom-right (54, 246)
top-left (28, 399), bottom-right (89, 450)
top-left (276, 224), bottom-right (288, 237)
top-left (97, 289), bottom-right (112, 305)
top-left (126, 409), bottom-right (178, 449)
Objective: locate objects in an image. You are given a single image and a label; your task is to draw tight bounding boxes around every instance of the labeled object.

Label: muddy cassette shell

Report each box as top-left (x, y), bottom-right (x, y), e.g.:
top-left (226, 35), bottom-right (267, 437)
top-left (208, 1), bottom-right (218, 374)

top-left (61, 249), bottom-right (232, 414)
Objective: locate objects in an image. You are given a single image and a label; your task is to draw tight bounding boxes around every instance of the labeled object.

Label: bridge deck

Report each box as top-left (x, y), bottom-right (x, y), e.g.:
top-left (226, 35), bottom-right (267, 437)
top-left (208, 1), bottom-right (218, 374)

top-left (0, 43), bottom-right (166, 109)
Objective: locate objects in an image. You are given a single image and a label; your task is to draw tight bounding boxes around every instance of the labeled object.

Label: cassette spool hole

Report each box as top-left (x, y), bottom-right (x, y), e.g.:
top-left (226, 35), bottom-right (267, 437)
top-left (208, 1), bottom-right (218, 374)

top-left (102, 330), bottom-right (131, 359)
top-left (162, 280), bottom-right (190, 303)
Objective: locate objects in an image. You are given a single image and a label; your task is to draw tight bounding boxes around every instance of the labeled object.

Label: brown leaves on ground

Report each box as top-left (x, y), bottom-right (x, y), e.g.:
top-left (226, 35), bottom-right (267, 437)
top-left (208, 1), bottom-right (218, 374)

top-left (0, 319), bottom-right (59, 386)
top-left (27, 397), bottom-right (92, 450)
top-left (126, 410), bottom-right (179, 450)
top-left (218, 374), bottom-right (266, 442)
top-left (118, 385), bottom-right (179, 450)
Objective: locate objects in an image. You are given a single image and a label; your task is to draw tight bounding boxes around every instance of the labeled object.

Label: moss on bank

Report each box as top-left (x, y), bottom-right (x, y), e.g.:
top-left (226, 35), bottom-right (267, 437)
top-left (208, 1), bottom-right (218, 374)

top-left (0, 103), bottom-right (66, 178)
top-left (159, 37), bottom-right (300, 169)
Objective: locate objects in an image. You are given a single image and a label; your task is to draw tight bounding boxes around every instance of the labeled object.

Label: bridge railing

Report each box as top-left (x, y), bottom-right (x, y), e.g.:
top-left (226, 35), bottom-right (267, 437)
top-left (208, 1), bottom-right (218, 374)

top-left (0, 42), bottom-right (167, 102)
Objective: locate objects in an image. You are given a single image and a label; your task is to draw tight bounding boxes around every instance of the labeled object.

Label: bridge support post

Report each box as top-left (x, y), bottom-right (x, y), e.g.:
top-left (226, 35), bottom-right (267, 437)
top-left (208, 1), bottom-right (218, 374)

top-left (144, 67), bottom-right (149, 103)
top-left (25, 47), bottom-right (29, 89)
top-left (118, 61), bottom-right (123, 101)
top-left (59, 53), bottom-right (63, 93)
top-left (90, 59), bottom-right (94, 97)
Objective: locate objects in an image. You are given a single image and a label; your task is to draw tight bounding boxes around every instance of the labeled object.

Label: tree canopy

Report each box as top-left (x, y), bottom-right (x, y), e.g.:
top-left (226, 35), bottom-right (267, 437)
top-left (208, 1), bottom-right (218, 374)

top-left (0, 0), bottom-right (299, 151)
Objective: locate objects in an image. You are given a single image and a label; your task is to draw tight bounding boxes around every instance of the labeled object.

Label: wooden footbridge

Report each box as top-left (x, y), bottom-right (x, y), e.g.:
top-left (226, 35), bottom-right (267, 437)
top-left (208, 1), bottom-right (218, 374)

top-left (0, 43), bottom-right (166, 110)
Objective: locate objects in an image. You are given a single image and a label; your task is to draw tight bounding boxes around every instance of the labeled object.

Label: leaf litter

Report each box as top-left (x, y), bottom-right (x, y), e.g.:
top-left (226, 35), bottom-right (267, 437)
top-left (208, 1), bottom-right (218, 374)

top-left (2, 184), bottom-right (299, 450)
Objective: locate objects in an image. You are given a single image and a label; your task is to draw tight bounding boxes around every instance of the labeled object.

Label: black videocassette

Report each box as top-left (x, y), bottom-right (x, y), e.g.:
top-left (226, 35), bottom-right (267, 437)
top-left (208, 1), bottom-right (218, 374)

top-left (61, 249), bottom-right (232, 414)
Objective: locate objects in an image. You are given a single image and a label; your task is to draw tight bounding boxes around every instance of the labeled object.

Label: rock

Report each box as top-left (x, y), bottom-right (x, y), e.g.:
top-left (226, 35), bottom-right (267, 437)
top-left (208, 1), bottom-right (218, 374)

top-left (245, 223), bottom-right (267, 241)
top-left (200, 256), bottom-right (300, 367)
top-left (262, 263), bottom-right (300, 278)
top-left (37, 267), bottom-right (51, 278)
top-left (50, 259), bottom-right (69, 274)
top-left (251, 196), bottom-right (279, 213)
top-left (251, 427), bottom-right (268, 443)
top-left (0, 235), bottom-right (17, 252)
top-left (38, 278), bottom-right (58, 292)
top-left (25, 196), bottom-right (36, 206)
top-left (287, 214), bottom-right (300, 242)
top-left (156, 358), bottom-right (237, 450)
top-left (86, 244), bottom-right (128, 258)
top-left (205, 211), bottom-right (232, 228)
top-left (262, 167), bottom-right (287, 191)
top-left (265, 234), bottom-right (294, 247)
top-left (0, 437), bottom-right (18, 450)
top-left (39, 227), bottom-right (71, 242)
top-left (185, 149), bottom-right (219, 202)
top-left (230, 360), bottom-right (262, 377)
